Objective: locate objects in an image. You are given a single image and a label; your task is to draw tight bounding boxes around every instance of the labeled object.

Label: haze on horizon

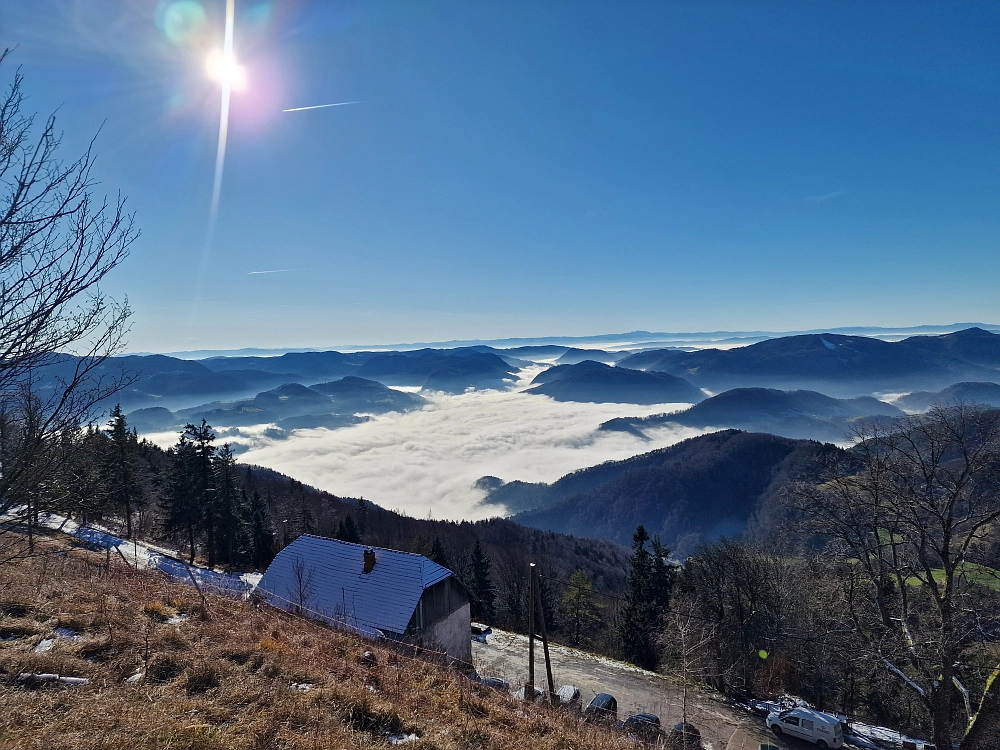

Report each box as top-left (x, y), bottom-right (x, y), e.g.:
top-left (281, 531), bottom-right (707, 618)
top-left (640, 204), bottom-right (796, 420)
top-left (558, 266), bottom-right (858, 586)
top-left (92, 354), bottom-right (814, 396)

top-left (3, 1), bottom-right (999, 353)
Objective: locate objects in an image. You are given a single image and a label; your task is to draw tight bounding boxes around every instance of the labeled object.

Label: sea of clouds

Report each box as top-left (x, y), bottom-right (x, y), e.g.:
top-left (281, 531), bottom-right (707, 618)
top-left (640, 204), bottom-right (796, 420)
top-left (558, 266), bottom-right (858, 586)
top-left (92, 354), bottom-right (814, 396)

top-left (144, 368), bottom-right (708, 521)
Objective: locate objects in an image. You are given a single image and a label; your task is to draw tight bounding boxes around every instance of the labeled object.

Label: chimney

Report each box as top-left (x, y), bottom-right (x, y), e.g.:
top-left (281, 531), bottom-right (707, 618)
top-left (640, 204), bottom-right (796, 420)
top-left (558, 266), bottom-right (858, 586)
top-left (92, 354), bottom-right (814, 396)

top-left (363, 547), bottom-right (376, 574)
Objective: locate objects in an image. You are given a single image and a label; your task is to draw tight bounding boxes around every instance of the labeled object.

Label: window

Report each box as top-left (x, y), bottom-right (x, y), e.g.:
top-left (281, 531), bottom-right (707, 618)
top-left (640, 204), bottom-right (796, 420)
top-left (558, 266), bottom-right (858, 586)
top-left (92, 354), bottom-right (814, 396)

top-left (802, 720), bottom-right (814, 731)
top-left (782, 717), bottom-right (800, 726)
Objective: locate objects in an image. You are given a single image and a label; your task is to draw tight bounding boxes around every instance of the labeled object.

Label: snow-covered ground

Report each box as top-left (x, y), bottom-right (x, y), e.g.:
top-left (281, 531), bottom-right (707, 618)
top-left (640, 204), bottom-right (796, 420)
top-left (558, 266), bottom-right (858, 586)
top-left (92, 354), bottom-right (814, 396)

top-left (19, 510), bottom-right (259, 594)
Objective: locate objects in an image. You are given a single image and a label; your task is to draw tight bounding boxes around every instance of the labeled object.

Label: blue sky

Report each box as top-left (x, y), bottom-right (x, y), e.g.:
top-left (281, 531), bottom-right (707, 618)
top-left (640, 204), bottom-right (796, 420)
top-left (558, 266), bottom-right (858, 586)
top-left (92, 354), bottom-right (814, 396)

top-left (3, 1), bottom-right (999, 352)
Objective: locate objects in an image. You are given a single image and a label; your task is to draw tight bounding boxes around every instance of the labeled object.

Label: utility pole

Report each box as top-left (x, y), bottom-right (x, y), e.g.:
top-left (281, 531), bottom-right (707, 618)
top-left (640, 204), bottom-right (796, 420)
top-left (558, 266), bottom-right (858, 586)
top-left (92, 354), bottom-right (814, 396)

top-left (532, 563), bottom-right (556, 702)
top-left (525, 562), bottom-right (535, 702)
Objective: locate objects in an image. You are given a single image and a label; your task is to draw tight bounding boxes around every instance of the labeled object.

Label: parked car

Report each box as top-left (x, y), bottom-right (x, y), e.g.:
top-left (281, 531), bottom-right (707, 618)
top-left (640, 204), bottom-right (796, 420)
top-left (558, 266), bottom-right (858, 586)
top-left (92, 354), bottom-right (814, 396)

top-left (767, 707), bottom-right (844, 748)
top-left (512, 685), bottom-right (544, 703)
top-left (556, 684), bottom-right (581, 709)
top-left (583, 693), bottom-right (618, 724)
top-left (622, 713), bottom-right (661, 743)
top-left (471, 622), bottom-right (492, 643)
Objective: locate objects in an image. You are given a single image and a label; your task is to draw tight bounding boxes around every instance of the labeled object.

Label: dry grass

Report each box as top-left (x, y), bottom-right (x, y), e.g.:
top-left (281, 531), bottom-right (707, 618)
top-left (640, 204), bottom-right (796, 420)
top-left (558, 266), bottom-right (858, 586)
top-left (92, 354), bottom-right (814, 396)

top-left (0, 540), bottom-right (632, 750)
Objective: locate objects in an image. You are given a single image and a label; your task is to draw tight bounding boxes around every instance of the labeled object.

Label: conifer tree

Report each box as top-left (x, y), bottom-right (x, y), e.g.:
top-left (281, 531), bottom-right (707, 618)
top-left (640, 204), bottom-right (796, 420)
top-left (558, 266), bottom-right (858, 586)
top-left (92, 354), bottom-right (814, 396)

top-left (163, 435), bottom-right (199, 563)
top-left (212, 444), bottom-right (240, 566)
top-left (247, 486), bottom-right (274, 569)
top-left (335, 515), bottom-right (361, 543)
top-left (466, 539), bottom-right (496, 622)
top-left (429, 537), bottom-right (450, 569)
top-left (356, 497), bottom-right (368, 538)
top-left (562, 569), bottom-right (602, 647)
top-left (162, 421), bottom-right (216, 564)
top-left (102, 405), bottom-right (144, 537)
top-left (619, 525), bottom-right (674, 670)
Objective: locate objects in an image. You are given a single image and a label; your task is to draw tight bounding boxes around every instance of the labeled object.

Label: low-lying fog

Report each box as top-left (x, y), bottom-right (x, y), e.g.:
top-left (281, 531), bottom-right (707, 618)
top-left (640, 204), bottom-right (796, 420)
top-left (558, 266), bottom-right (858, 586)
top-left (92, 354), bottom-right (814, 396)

top-left (143, 368), bottom-right (708, 520)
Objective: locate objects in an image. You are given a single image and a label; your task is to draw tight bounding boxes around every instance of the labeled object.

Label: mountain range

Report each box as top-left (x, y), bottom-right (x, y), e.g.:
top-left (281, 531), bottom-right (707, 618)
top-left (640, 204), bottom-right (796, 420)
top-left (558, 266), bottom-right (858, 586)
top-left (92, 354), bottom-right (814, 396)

top-left (600, 387), bottom-right (903, 443)
top-left (895, 381), bottom-right (1000, 412)
top-left (126, 377), bottom-right (425, 435)
top-left (481, 430), bottom-right (825, 556)
top-left (618, 327), bottom-right (1000, 396)
top-left (526, 360), bottom-right (705, 404)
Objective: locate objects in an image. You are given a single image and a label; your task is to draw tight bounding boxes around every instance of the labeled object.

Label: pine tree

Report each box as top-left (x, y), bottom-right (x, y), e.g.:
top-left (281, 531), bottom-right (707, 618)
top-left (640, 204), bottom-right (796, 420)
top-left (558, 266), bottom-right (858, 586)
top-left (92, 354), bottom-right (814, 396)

top-left (162, 421), bottom-right (216, 565)
top-left (356, 497), bottom-right (368, 538)
top-left (619, 525), bottom-right (674, 670)
top-left (163, 436), bottom-right (199, 563)
top-left (247, 487), bottom-right (274, 569)
top-left (212, 444), bottom-right (241, 566)
top-left (429, 537), bottom-right (450, 569)
top-left (562, 569), bottom-right (602, 647)
top-left (335, 515), bottom-right (361, 543)
top-left (466, 539), bottom-right (496, 622)
top-left (102, 405), bottom-right (144, 537)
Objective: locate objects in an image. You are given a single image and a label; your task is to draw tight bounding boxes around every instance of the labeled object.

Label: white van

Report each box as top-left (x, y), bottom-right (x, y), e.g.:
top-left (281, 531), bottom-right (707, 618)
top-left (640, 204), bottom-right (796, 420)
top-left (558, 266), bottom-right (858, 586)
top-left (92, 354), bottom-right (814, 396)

top-left (767, 707), bottom-right (845, 748)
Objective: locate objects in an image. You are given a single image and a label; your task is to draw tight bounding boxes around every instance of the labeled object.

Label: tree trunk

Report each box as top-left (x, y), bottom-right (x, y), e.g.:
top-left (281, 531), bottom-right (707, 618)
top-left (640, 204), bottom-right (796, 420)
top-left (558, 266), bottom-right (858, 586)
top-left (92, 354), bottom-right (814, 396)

top-left (930, 681), bottom-right (954, 750)
top-left (961, 668), bottom-right (1000, 750)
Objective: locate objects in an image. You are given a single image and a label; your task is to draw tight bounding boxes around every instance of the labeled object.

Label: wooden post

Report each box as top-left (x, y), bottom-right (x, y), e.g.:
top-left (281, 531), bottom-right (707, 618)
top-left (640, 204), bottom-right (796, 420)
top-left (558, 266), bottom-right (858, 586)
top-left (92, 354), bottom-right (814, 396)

top-left (533, 565), bottom-right (556, 702)
top-left (525, 562), bottom-right (535, 701)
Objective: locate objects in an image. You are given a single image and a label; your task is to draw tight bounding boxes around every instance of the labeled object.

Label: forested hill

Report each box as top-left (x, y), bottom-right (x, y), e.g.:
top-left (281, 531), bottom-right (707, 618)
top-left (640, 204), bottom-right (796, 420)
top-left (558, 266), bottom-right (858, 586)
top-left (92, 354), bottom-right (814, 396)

top-left (64, 418), bottom-right (630, 636)
top-left (617, 327), bottom-right (1000, 395)
top-left (601, 387), bottom-right (903, 443)
top-left (483, 430), bottom-right (830, 556)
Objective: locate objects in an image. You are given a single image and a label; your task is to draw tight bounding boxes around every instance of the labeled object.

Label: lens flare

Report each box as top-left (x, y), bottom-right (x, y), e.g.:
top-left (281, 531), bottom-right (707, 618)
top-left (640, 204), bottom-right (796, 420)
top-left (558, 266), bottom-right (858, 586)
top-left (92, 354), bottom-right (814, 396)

top-left (157, 0), bottom-right (208, 47)
top-left (206, 51), bottom-right (248, 91)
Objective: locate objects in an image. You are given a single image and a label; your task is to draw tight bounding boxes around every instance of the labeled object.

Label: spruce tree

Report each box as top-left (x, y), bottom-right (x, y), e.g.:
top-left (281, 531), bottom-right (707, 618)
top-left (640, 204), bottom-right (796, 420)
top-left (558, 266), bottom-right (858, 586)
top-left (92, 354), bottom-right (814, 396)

top-left (247, 487), bottom-right (274, 569)
top-left (163, 435), bottom-right (199, 563)
top-left (619, 525), bottom-right (674, 670)
top-left (335, 515), bottom-right (361, 543)
top-left (102, 405), bottom-right (144, 537)
top-left (562, 569), bottom-right (601, 647)
top-left (429, 537), bottom-right (450, 569)
top-left (212, 444), bottom-right (241, 566)
top-left (466, 539), bottom-right (496, 622)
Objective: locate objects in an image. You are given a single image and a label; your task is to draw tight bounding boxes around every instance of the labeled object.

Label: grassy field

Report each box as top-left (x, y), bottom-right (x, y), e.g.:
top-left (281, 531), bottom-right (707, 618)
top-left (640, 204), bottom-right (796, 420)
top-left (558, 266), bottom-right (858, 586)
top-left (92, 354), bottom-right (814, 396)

top-left (0, 535), bottom-right (633, 750)
top-left (904, 561), bottom-right (1000, 592)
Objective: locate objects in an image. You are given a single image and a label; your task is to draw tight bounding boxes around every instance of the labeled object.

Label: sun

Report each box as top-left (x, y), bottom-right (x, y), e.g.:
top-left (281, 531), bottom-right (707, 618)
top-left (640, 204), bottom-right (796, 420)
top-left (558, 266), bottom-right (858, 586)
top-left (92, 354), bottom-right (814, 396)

top-left (206, 51), bottom-right (247, 91)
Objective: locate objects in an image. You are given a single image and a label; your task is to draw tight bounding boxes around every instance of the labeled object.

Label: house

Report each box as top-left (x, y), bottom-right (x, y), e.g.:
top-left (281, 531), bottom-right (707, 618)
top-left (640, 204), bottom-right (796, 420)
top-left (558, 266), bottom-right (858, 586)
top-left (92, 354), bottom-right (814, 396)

top-left (254, 534), bottom-right (472, 663)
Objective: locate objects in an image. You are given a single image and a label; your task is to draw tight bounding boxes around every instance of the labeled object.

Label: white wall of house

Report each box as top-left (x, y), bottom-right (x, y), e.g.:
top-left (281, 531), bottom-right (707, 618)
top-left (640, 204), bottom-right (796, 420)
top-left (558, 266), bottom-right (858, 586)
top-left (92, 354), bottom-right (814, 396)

top-left (425, 602), bottom-right (472, 665)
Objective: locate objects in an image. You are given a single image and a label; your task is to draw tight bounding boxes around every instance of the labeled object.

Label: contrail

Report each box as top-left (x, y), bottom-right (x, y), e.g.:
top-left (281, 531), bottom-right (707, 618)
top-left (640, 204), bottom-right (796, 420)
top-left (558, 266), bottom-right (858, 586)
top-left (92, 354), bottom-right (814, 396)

top-left (283, 101), bottom-right (360, 112)
top-left (247, 269), bottom-right (301, 275)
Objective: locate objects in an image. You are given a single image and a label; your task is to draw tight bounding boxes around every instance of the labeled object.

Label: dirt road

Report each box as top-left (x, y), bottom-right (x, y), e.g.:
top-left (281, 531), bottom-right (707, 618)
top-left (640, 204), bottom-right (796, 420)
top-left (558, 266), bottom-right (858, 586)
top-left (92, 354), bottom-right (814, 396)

top-left (472, 629), bottom-right (795, 750)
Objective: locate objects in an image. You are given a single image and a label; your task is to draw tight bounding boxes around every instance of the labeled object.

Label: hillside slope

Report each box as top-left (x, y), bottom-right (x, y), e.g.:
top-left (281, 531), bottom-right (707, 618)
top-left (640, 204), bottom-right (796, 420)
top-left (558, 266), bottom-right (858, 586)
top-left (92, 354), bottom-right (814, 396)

top-left (601, 387), bottom-right (902, 442)
top-left (484, 430), bottom-right (823, 555)
top-left (526, 360), bottom-right (704, 404)
top-left (0, 547), bottom-right (633, 750)
top-left (618, 328), bottom-right (1000, 395)
top-left (896, 381), bottom-right (1000, 412)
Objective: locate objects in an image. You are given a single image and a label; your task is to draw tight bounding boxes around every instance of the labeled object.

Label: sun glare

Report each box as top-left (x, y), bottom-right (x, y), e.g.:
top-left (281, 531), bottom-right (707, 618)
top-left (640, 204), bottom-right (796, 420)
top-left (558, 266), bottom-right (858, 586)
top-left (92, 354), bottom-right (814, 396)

top-left (206, 51), bottom-right (247, 91)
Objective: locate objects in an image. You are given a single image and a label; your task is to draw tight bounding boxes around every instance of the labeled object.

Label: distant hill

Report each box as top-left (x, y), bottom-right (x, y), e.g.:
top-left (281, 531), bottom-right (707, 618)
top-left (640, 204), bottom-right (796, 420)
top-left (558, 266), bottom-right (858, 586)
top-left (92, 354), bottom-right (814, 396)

top-left (493, 430), bottom-right (824, 555)
top-left (601, 387), bottom-right (903, 443)
top-left (526, 360), bottom-right (705, 404)
top-left (355, 349), bottom-right (517, 392)
top-left (617, 328), bottom-right (1000, 396)
top-left (554, 348), bottom-right (626, 365)
top-left (896, 381), bottom-right (1000, 412)
top-left (128, 377), bottom-right (425, 434)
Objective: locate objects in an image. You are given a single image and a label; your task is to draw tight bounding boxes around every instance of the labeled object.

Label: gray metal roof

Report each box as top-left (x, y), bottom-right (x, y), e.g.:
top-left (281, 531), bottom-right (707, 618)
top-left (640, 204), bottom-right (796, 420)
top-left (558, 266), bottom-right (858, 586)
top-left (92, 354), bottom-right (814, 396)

top-left (255, 534), bottom-right (454, 637)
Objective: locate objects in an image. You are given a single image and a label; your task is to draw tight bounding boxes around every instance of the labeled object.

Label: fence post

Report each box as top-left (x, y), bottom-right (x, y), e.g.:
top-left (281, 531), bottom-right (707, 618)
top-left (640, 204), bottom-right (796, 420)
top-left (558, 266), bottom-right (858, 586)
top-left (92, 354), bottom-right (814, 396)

top-left (525, 562), bottom-right (535, 702)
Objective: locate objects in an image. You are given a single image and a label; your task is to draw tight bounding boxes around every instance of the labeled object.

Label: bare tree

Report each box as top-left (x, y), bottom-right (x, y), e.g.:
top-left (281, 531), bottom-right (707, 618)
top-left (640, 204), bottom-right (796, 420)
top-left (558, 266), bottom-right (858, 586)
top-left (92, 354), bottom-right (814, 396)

top-left (661, 595), bottom-right (718, 742)
top-left (792, 405), bottom-right (1000, 749)
top-left (0, 50), bottom-right (137, 558)
top-left (290, 556), bottom-right (316, 615)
